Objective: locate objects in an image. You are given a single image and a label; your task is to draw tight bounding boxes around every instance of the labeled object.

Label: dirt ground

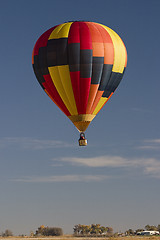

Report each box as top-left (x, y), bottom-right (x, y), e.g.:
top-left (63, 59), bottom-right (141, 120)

top-left (1, 236), bottom-right (160, 240)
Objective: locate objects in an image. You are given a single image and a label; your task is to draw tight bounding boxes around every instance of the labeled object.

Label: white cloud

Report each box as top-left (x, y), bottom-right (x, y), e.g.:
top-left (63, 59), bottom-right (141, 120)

top-left (58, 155), bottom-right (160, 179)
top-left (146, 139), bottom-right (160, 143)
top-left (138, 139), bottom-right (160, 150)
top-left (13, 174), bottom-right (109, 183)
top-left (60, 156), bottom-right (139, 168)
top-left (0, 137), bottom-right (72, 149)
top-left (142, 158), bottom-right (160, 178)
top-left (138, 146), bottom-right (159, 150)
top-left (12, 156), bottom-right (160, 183)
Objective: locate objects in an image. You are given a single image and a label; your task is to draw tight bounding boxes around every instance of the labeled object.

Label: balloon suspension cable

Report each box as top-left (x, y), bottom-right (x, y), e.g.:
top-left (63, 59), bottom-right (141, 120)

top-left (78, 132), bottom-right (88, 146)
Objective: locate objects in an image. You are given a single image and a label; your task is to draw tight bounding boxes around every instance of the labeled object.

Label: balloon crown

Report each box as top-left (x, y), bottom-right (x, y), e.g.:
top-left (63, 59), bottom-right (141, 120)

top-left (65, 20), bottom-right (90, 23)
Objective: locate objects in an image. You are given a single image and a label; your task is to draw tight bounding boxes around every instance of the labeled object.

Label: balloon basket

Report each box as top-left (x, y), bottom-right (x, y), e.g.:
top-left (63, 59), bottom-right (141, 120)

top-left (79, 133), bottom-right (87, 146)
top-left (79, 139), bottom-right (88, 146)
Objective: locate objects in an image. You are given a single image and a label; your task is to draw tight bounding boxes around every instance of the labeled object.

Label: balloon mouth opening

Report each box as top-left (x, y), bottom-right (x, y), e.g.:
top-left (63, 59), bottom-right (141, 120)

top-left (68, 114), bottom-right (96, 132)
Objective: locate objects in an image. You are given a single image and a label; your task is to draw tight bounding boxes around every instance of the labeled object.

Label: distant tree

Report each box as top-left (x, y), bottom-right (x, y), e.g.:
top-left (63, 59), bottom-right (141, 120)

top-left (107, 227), bottom-right (113, 235)
top-left (73, 224), bottom-right (113, 236)
top-left (83, 225), bottom-right (91, 235)
top-left (2, 229), bottom-right (13, 237)
top-left (73, 224), bottom-right (81, 235)
top-left (44, 227), bottom-right (63, 236)
top-left (90, 224), bottom-right (101, 234)
top-left (35, 226), bottom-right (63, 236)
top-left (135, 228), bottom-right (144, 233)
top-left (145, 225), bottom-right (157, 231)
top-left (145, 224), bottom-right (150, 230)
top-left (35, 225), bottom-right (45, 235)
top-left (157, 225), bottom-right (160, 232)
top-left (73, 224), bottom-right (91, 235)
top-left (99, 226), bottom-right (108, 234)
top-left (30, 231), bottom-right (34, 237)
top-left (80, 225), bottom-right (87, 235)
top-left (125, 229), bottom-right (134, 235)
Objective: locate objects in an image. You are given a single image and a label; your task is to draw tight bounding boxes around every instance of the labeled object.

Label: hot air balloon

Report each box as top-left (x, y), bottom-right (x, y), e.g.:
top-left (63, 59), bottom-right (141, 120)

top-left (32, 21), bottom-right (127, 146)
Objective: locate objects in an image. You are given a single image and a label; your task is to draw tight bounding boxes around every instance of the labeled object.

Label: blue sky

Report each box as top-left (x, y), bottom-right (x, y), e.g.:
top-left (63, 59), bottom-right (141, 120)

top-left (0, 0), bottom-right (160, 236)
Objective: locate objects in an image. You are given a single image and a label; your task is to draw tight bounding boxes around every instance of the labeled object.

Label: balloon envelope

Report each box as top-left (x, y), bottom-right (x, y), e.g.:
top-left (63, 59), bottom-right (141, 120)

top-left (32, 21), bottom-right (127, 132)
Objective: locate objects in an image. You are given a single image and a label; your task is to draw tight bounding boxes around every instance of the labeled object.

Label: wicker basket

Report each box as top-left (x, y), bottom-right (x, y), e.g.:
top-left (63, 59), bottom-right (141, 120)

top-left (79, 139), bottom-right (88, 146)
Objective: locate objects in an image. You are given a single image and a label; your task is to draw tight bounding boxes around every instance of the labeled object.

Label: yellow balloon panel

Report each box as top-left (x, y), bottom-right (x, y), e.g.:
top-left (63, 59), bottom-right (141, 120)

top-left (48, 66), bottom-right (75, 115)
top-left (100, 24), bottom-right (126, 73)
top-left (49, 22), bottom-right (73, 39)
top-left (58, 65), bottom-right (78, 115)
top-left (93, 97), bottom-right (108, 115)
